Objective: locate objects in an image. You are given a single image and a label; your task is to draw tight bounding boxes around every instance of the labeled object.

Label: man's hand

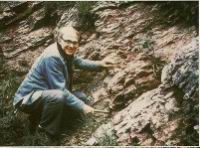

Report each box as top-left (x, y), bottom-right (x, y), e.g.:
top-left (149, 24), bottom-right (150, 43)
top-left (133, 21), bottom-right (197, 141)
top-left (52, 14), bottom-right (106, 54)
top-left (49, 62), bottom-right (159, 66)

top-left (99, 57), bottom-right (119, 69)
top-left (82, 104), bottom-right (94, 115)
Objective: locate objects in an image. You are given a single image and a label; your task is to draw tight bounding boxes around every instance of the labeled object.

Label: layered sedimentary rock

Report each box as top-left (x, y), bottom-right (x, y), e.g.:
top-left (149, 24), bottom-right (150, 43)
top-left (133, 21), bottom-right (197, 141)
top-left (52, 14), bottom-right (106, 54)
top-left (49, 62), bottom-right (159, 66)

top-left (0, 1), bottom-right (198, 146)
top-left (86, 37), bottom-right (199, 146)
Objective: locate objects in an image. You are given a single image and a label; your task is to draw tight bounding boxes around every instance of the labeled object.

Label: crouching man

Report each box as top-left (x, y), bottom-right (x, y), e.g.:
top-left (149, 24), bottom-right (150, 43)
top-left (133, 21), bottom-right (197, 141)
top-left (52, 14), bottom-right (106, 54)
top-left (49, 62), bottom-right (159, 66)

top-left (13, 25), bottom-right (114, 145)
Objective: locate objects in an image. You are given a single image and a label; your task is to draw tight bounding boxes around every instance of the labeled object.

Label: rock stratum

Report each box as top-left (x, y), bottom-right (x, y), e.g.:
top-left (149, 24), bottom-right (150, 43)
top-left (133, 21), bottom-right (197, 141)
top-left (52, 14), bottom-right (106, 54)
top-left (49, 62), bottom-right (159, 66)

top-left (86, 37), bottom-right (199, 146)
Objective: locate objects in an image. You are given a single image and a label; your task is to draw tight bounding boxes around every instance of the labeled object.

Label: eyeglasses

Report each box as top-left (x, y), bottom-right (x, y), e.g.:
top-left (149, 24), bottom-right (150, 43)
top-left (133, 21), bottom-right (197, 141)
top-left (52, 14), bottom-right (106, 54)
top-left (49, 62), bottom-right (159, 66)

top-left (61, 39), bottom-right (79, 48)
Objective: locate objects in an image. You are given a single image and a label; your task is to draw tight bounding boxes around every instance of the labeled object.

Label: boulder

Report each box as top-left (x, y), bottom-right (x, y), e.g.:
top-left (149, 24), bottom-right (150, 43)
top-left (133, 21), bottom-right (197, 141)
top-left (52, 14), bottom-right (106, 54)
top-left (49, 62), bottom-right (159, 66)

top-left (161, 37), bottom-right (199, 100)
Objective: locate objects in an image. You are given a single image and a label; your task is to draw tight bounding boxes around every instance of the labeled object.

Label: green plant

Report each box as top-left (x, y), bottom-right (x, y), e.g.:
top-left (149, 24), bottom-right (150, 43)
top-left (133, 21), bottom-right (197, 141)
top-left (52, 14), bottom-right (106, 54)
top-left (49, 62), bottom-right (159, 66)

top-left (0, 57), bottom-right (20, 116)
top-left (76, 2), bottom-right (97, 31)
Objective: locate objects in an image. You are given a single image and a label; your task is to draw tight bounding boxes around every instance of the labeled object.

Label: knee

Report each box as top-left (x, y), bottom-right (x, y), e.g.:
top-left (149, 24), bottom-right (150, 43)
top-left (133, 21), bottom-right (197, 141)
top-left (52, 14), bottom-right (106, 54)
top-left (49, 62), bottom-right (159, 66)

top-left (42, 90), bottom-right (65, 104)
top-left (54, 90), bottom-right (65, 102)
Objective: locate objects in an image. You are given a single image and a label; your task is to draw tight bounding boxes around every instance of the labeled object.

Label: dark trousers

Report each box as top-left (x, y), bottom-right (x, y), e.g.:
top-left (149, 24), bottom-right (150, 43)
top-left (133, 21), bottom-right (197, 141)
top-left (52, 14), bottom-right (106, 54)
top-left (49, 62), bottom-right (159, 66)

top-left (18, 90), bottom-right (87, 136)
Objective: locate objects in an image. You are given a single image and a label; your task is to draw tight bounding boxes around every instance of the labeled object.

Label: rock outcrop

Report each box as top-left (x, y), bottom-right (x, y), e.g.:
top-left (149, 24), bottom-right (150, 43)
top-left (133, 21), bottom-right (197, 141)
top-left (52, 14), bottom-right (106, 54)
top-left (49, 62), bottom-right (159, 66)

top-left (86, 37), bottom-right (199, 146)
top-left (161, 37), bottom-right (199, 101)
top-left (0, 1), bottom-right (198, 146)
top-left (75, 2), bottom-right (197, 113)
top-left (0, 2), bottom-right (67, 73)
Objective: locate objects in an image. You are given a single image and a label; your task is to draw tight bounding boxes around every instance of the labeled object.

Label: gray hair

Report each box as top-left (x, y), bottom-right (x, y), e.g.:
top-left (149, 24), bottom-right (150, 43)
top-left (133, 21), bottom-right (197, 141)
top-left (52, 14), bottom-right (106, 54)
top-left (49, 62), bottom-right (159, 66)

top-left (54, 24), bottom-right (80, 43)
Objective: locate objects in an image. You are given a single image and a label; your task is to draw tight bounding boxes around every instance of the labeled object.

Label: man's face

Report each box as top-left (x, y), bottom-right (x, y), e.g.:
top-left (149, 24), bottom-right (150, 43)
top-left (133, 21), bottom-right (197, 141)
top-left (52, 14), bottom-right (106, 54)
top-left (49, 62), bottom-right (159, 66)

top-left (58, 27), bottom-right (79, 56)
top-left (60, 38), bottom-right (79, 56)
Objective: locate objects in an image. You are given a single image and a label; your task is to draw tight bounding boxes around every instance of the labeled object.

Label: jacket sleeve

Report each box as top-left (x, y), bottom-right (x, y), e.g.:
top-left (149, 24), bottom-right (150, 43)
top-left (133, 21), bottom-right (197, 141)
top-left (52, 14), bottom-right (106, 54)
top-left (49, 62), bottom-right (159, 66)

top-left (73, 56), bottom-right (102, 71)
top-left (43, 56), bottom-right (85, 111)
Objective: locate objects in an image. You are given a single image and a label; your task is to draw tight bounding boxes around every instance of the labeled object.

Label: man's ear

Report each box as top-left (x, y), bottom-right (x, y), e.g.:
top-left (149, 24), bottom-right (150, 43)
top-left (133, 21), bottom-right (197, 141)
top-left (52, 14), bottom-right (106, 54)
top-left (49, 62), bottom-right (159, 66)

top-left (57, 34), bottom-right (63, 44)
top-left (76, 32), bottom-right (81, 42)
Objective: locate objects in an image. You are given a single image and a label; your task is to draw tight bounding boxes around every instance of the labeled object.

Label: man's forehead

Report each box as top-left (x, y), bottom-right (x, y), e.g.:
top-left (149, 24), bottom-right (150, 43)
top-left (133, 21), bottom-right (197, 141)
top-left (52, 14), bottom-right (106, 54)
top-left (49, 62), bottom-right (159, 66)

top-left (62, 33), bottom-right (78, 42)
top-left (60, 26), bottom-right (79, 42)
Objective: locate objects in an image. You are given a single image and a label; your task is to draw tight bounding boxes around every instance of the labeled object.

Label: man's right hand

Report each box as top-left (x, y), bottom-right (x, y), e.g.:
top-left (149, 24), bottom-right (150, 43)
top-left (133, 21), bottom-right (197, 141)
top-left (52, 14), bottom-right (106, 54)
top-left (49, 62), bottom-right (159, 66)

top-left (98, 57), bottom-right (120, 70)
top-left (82, 104), bottom-right (94, 115)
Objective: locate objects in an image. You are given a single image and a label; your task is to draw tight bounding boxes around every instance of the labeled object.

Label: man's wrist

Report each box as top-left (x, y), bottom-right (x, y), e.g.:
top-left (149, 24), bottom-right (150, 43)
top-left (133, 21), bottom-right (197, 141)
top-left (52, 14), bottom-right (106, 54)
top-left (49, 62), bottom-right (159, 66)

top-left (82, 104), bottom-right (94, 114)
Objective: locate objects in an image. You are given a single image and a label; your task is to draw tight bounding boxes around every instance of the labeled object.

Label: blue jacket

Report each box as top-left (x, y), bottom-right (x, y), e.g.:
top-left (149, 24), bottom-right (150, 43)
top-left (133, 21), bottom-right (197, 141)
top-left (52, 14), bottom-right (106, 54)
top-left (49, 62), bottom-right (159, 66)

top-left (13, 43), bottom-right (101, 111)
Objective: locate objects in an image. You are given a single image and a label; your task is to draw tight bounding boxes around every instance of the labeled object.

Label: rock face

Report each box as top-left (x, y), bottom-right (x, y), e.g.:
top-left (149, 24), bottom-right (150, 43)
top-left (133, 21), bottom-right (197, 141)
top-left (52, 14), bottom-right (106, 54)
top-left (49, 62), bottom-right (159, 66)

top-left (161, 37), bottom-right (199, 101)
top-left (0, 1), bottom-right (198, 146)
top-left (76, 2), bottom-right (196, 113)
top-left (107, 53), bottom-right (160, 110)
top-left (86, 37), bottom-right (199, 146)
top-left (0, 2), bottom-right (66, 73)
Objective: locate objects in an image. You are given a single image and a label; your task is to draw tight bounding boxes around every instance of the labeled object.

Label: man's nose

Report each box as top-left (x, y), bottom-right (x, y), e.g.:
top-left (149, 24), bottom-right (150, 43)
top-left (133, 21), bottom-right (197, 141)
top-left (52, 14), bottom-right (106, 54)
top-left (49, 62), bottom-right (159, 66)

top-left (69, 43), bottom-right (74, 48)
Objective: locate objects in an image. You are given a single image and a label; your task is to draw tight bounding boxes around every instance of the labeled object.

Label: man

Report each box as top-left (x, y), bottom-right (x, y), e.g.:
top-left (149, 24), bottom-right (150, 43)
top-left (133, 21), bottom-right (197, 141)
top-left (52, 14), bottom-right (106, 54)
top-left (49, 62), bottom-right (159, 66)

top-left (13, 25), bottom-right (114, 144)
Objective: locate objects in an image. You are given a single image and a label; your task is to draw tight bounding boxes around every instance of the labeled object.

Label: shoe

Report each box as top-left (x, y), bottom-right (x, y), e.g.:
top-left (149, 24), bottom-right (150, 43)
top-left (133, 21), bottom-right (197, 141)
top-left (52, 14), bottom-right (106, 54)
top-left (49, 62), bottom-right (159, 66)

top-left (38, 124), bottom-right (46, 133)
